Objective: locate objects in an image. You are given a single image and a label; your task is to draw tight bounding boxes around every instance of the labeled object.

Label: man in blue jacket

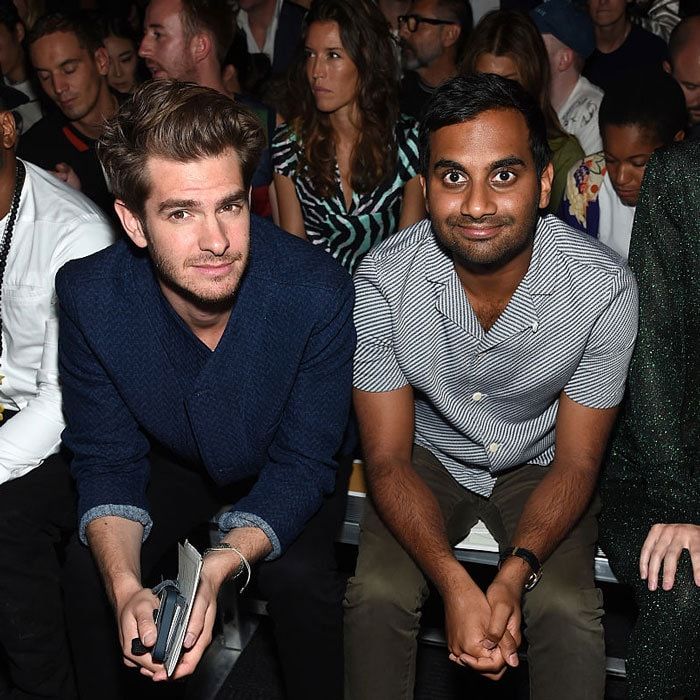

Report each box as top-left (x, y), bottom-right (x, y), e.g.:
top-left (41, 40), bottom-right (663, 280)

top-left (56, 80), bottom-right (354, 699)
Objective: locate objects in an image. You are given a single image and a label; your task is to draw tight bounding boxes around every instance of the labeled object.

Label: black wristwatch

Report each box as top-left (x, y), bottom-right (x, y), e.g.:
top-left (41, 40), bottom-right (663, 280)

top-left (498, 546), bottom-right (542, 591)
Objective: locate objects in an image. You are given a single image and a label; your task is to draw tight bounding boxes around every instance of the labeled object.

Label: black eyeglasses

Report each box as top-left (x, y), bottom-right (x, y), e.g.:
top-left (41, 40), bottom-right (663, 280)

top-left (398, 14), bottom-right (458, 32)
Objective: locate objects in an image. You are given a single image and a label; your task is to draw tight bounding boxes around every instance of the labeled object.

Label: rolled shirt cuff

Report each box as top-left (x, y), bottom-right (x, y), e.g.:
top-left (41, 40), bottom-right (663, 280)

top-left (79, 504), bottom-right (152, 545)
top-left (217, 510), bottom-right (281, 560)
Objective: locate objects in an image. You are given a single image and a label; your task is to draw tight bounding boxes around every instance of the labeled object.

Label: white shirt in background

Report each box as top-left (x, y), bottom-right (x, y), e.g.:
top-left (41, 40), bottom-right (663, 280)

top-left (237, 0), bottom-right (284, 64)
top-left (0, 160), bottom-right (117, 485)
top-left (558, 75), bottom-right (604, 156)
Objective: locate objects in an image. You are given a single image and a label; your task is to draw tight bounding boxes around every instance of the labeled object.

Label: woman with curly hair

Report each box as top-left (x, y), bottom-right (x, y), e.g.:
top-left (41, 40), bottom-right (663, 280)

top-left (272, 0), bottom-right (425, 273)
top-left (461, 9), bottom-right (584, 213)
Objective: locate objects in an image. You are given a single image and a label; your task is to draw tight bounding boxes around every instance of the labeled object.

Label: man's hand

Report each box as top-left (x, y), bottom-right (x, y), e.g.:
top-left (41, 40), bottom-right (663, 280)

top-left (640, 523), bottom-right (700, 591)
top-left (443, 573), bottom-right (520, 680)
top-left (114, 583), bottom-right (166, 680)
top-left (51, 162), bottom-right (82, 191)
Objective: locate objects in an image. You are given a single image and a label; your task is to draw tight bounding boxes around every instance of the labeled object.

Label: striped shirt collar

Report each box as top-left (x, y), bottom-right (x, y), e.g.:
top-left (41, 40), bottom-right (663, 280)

top-left (421, 215), bottom-right (560, 342)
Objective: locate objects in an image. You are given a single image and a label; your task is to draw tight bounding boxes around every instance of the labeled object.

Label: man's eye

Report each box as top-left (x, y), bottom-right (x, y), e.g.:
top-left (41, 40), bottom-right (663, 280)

top-left (443, 171), bottom-right (466, 185)
top-left (169, 210), bottom-right (189, 221)
top-left (220, 203), bottom-right (241, 214)
top-left (329, 51), bottom-right (341, 59)
top-left (493, 171), bottom-right (515, 184)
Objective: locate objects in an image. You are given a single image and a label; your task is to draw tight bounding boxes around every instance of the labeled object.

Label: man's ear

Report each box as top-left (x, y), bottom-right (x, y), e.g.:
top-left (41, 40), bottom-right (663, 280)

top-left (442, 24), bottom-right (461, 49)
top-left (0, 110), bottom-right (18, 150)
top-left (15, 22), bottom-right (25, 43)
top-left (662, 59), bottom-right (672, 74)
top-left (94, 46), bottom-right (110, 77)
top-left (191, 31), bottom-right (213, 64)
top-left (114, 200), bottom-right (148, 248)
top-left (420, 174), bottom-right (430, 212)
top-left (538, 162), bottom-right (554, 210)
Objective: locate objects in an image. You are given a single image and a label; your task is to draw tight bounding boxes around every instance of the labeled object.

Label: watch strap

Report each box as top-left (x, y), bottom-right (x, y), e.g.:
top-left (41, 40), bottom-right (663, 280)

top-left (499, 546), bottom-right (541, 575)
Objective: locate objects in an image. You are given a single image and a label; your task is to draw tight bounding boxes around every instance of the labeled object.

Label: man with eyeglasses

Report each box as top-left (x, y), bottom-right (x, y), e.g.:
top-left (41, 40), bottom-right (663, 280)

top-left (398, 0), bottom-right (473, 120)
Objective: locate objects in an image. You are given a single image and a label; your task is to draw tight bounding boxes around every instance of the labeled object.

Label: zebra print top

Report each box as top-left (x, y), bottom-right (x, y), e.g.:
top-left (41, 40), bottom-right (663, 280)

top-left (272, 115), bottom-right (420, 273)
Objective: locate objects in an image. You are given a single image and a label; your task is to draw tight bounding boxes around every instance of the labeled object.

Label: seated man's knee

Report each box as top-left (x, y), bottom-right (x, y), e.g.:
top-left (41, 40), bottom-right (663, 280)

top-left (525, 579), bottom-right (603, 635)
top-left (344, 568), bottom-right (426, 623)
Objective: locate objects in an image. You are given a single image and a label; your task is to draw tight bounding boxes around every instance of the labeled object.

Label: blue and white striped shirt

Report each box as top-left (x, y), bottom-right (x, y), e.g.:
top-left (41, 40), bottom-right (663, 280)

top-left (353, 215), bottom-right (638, 496)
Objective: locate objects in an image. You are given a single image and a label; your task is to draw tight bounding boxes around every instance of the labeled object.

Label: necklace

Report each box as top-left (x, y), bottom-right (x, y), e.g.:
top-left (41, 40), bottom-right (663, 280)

top-left (0, 159), bottom-right (27, 358)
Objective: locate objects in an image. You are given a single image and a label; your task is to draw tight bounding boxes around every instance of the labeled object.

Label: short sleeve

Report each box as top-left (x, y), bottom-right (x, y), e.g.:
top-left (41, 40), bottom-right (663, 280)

top-left (564, 265), bottom-right (639, 408)
top-left (352, 255), bottom-right (409, 392)
top-left (272, 123), bottom-right (300, 179)
top-left (395, 116), bottom-right (420, 183)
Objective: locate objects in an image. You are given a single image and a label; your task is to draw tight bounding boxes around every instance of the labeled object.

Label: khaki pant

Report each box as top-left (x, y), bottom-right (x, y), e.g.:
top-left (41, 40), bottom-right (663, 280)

top-left (344, 446), bottom-right (605, 700)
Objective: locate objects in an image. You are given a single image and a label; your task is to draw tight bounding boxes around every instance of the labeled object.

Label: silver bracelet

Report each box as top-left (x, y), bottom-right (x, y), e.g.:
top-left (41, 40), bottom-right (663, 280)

top-left (204, 543), bottom-right (252, 593)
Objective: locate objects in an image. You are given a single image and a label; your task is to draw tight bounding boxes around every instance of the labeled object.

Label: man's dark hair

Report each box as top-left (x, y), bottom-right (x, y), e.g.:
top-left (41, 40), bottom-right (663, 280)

top-left (180, 0), bottom-right (235, 66)
top-left (599, 71), bottom-right (688, 144)
top-left (27, 11), bottom-right (103, 54)
top-left (0, 1), bottom-right (22, 34)
top-left (419, 73), bottom-right (552, 177)
top-left (97, 80), bottom-right (265, 220)
top-left (436, 0), bottom-right (474, 61)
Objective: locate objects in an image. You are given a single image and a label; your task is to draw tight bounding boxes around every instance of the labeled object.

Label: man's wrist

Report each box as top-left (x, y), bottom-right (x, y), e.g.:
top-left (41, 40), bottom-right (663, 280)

top-left (495, 555), bottom-right (533, 592)
top-left (202, 549), bottom-right (242, 589)
top-left (110, 574), bottom-right (143, 609)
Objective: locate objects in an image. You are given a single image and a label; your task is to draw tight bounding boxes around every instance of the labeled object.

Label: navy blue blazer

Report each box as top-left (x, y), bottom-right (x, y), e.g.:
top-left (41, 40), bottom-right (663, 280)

top-left (56, 216), bottom-right (355, 557)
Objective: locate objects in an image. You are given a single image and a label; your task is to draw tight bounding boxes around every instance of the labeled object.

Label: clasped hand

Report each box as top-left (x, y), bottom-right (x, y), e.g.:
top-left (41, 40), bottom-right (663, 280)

top-left (444, 577), bottom-right (522, 680)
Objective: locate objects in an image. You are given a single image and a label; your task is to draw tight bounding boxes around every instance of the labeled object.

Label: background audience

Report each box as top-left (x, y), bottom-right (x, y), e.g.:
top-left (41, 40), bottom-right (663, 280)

top-left (560, 70), bottom-right (686, 259)
top-left (584, 0), bottom-right (669, 92)
top-left (462, 9), bottom-right (584, 212)
top-left (398, 0), bottom-right (473, 120)
top-left (98, 13), bottom-right (147, 95)
top-left (273, 0), bottom-right (424, 273)
top-left (531, 0), bottom-right (603, 155)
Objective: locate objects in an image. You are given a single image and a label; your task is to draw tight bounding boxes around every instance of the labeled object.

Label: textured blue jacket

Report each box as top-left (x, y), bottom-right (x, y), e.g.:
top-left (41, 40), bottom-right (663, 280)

top-left (55, 216), bottom-right (355, 558)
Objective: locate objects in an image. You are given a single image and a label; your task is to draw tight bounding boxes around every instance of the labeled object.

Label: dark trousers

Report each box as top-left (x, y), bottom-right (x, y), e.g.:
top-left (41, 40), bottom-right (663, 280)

top-left (0, 446), bottom-right (350, 700)
top-left (0, 451), bottom-right (77, 700)
top-left (344, 445), bottom-right (605, 700)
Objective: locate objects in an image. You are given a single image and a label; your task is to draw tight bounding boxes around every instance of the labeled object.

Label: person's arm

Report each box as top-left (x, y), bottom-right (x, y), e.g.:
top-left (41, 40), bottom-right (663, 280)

top-left (88, 515), bottom-right (271, 681)
top-left (218, 277), bottom-right (355, 558)
top-left (0, 314), bottom-right (62, 485)
top-left (273, 172), bottom-right (306, 238)
top-left (398, 175), bottom-right (425, 230)
top-left (354, 387), bottom-right (519, 677)
top-left (487, 259), bottom-right (639, 645)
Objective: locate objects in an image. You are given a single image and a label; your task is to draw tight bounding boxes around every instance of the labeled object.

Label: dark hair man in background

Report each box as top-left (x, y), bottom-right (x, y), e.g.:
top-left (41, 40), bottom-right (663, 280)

top-left (19, 11), bottom-right (118, 215)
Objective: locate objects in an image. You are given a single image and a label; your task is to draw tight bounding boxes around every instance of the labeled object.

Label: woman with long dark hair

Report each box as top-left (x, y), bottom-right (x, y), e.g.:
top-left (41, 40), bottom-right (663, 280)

top-left (462, 10), bottom-right (584, 212)
top-left (272, 0), bottom-right (425, 273)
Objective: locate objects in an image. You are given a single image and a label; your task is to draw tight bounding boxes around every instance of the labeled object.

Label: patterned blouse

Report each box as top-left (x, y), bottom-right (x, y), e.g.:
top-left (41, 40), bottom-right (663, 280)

top-left (272, 116), bottom-right (420, 273)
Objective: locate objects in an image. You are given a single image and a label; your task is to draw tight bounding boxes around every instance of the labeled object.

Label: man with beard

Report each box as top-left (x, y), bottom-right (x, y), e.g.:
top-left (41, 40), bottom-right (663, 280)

top-left (398, 0), bottom-right (471, 119)
top-left (51, 80), bottom-right (353, 700)
top-left (344, 73), bottom-right (638, 700)
top-left (18, 12), bottom-right (118, 216)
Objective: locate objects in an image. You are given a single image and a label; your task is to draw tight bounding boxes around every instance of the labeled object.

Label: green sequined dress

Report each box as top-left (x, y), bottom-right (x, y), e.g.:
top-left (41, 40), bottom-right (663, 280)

top-left (599, 139), bottom-right (700, 700)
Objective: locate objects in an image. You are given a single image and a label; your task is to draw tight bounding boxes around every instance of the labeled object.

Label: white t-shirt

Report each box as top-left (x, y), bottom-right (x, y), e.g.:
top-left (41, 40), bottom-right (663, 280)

top-left (558, 76), bottom-right (604, 156)
top-left (598, 172), bottom-right (635, 260)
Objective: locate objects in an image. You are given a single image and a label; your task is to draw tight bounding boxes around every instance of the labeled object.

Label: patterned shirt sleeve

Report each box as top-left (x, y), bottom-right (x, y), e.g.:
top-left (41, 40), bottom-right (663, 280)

top-left (352, 254), bottom-right (409, 392)
top-left (564, 264), bottom-right (639, 408)
top-left (271, 123), bottom-right (299, 178)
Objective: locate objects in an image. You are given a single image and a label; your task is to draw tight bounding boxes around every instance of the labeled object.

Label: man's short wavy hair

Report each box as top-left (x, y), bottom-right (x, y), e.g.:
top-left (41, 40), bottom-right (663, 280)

top-left (97, 80), bottom-right (265, 220)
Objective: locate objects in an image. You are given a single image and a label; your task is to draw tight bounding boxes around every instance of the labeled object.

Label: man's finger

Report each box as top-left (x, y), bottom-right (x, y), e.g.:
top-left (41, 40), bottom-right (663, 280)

top-left (639, 527), bottom-right (660, 578)
top-left (183, 589), bottom-right (213, 649)
top-left (485, 600), bottom-right (511, 645)
top-left (661, 546), bottom-right (682, 591)
top-left (497, 629), bottom-right (519, 667)
top-left (690, 546), bottom-right (700, 587)
top-left (646, 545), bottom-right (666, 591)
top-left (135, 605), bottom-right (158, 647)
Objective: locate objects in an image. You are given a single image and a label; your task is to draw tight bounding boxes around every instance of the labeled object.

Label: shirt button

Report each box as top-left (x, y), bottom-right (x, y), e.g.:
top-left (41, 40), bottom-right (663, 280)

top-left (488, 442), bottom-right (500, 454)
top-left (472, 392), bottom-right (484, 401)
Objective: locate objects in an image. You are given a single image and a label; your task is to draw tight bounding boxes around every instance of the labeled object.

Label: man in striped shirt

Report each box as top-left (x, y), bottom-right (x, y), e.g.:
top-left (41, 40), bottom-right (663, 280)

top-left (344, 74), bottom-right (638, 700)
